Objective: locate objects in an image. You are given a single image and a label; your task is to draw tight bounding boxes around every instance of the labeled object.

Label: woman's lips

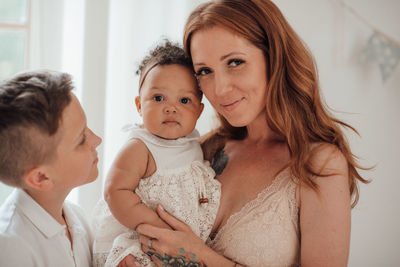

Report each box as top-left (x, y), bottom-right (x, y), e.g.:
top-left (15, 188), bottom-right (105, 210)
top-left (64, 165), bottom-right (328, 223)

top-left (221, 97), bottom-right (244, 111)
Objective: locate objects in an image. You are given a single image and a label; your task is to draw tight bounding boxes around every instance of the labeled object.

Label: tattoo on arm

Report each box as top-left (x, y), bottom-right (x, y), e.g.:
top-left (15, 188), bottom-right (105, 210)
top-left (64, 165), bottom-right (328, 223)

top-left (147, 248), bottom-right (206, 267)
top-left (211, 148), bottom-right (229, 175)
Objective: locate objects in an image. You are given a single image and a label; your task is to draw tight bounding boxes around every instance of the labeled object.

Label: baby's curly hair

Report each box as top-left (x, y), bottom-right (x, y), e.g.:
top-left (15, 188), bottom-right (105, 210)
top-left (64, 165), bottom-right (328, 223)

top-left (137, 40), bottom-right (193, 77)
top-left (136, 40), bottom-right (200, 98)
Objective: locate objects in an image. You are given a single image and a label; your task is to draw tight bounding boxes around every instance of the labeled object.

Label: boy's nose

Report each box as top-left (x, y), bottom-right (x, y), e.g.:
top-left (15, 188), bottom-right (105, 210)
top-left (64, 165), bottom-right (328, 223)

top-left (94, 134), bottom-right (102, 148)
top-left (88, 128), bottom-right (102, 148)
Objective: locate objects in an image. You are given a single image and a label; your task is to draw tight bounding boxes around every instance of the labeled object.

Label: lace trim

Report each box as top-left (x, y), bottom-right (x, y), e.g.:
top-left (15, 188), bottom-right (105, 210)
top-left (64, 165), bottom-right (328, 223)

top-left (287, 177), bottom-right (300, 226)
top-left (93, 252), bottom-right (108, 267)
top-left (208, 167), bottom-right (292, 247)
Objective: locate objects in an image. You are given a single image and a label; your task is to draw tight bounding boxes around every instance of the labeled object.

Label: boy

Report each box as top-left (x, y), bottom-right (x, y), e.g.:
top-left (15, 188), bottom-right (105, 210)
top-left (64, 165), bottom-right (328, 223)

top-left (0, 70), bottom-right (102, 266)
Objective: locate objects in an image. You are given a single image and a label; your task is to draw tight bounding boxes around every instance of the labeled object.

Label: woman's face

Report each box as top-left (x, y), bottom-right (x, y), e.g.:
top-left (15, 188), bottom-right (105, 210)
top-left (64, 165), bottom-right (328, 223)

top-left (190, 26), bottom-right (268, 127)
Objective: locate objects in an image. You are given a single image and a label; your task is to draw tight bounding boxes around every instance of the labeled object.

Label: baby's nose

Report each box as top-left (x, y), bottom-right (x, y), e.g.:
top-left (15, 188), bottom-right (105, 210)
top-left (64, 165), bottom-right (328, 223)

top-left (164, 104), bottom-right (177, 113)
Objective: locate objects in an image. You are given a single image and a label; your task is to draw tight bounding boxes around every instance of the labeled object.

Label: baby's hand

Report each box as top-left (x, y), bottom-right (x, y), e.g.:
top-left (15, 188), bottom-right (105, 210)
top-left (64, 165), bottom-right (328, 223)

top-left (117, 254), bottom-right (137, 267)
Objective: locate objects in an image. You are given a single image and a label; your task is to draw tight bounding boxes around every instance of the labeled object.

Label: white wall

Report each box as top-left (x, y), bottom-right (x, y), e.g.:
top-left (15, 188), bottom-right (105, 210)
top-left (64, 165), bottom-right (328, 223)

top-left (275, 0), bottom-right (400, 266)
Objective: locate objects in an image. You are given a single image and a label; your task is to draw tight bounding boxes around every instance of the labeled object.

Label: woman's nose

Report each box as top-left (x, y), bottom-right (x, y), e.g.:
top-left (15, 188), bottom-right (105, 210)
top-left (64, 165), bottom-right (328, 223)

top-left (214, 73), bottom-right (232, 97)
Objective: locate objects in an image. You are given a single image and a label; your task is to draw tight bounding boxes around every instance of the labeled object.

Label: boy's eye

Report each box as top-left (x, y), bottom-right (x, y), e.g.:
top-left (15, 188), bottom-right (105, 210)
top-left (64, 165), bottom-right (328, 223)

top-left (153, 95), bottom-right (164, 101)
top-left (228, 59), bottom-right (244, 67)
top-left (79, 133), bottom-right (86, 145)
top-left (180, 97), bottom-right (191, 104)
top-left (195, 68), bottom-right (212, 76)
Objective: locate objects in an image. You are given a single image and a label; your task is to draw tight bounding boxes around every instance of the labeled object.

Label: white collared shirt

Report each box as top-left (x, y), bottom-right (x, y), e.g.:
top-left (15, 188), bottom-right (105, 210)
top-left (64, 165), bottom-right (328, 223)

top-left (0, 189), bottom-right (93, 267)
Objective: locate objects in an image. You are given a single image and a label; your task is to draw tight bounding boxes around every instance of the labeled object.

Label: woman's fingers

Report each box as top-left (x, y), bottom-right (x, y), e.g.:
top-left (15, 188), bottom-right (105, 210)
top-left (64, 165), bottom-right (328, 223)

top-left (138, 235), bottom-right (164, 267)
top-left (136, 223), bottom-right (163, 239)
top-left (149, 254), bottom-right (163, 267)
top-left (139, 234), bottom-right (159, 253)
top-left (156, 205), bottom-right (189, 231)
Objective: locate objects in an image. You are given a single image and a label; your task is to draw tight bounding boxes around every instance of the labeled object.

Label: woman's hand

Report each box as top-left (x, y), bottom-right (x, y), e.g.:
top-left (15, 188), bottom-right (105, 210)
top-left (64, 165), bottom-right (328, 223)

top-left (136, 205), bottom-right (208, 266)
top-left (116, 254), bottom-right (138, 267)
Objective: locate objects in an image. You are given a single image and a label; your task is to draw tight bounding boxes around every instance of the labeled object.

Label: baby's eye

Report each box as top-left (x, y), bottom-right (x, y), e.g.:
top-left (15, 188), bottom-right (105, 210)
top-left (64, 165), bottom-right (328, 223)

top-left (195, 68), bottom-right (212, 76)
top-left (228, 59), bottom-right (244, 67)
top-left (153, 95), bottom-right (164, 102)
top-left (180, 97), bottom-right (191, 104)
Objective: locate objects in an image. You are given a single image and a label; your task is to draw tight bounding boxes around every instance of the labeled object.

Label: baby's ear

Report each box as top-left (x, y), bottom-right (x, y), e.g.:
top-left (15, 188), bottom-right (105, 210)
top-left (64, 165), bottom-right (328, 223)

top-left (23, 167), bottom-right (53, 191)
top-left (199, 103), bottom-right (204, 117)
top-left (135, 96), bottom-right (142, 116)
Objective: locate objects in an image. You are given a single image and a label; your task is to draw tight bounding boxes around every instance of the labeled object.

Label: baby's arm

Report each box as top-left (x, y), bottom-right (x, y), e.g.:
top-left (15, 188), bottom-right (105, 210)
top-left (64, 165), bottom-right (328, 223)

top-left (104, 138), bottom-right (170, 230)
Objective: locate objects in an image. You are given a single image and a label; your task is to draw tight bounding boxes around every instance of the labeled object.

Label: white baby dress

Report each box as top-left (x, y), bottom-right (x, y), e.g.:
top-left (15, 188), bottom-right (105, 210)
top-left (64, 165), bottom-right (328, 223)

top-left (92, 126), bottom-right (221, 267)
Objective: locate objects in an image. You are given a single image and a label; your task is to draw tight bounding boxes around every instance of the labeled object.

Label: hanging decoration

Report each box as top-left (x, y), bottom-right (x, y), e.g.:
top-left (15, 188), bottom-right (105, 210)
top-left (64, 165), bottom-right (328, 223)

top-left (359, 33), bottom-right (400, 82)
top-left (338, 0), bottom-right (400, 82)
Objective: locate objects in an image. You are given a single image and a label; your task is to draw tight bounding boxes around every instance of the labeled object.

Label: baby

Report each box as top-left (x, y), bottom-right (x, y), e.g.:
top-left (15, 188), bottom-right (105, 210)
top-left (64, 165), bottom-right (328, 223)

top-left (93, 41), bottom-right (220, 267)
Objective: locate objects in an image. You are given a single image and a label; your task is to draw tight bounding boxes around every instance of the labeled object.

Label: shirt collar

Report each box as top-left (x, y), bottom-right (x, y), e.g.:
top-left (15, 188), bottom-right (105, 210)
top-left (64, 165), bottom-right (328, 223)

top-left (63, 202), bottom-right (86, 240)
top-left (13, 189), bottom-right (66, 238)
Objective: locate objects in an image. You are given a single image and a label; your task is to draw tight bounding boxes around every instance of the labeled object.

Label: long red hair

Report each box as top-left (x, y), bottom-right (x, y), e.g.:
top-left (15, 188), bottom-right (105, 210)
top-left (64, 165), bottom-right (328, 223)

top-left (184, 0), bottom-right (369, 207)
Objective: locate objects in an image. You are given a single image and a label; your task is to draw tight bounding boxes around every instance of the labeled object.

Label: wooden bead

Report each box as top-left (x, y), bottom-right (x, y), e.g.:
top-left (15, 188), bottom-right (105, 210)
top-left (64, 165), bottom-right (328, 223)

top-left (199, 198), bottom-right (209, 204)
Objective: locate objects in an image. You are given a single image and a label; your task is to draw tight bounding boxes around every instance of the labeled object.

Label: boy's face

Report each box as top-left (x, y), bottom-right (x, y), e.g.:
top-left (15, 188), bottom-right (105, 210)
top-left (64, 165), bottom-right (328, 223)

top-left (135, 64), bottom-right (204, 139)
top-left (43, 94), bottom-right (102, 191)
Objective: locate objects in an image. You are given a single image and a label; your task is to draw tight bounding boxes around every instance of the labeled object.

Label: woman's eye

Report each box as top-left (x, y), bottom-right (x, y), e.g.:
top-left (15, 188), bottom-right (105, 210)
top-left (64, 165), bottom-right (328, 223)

top-left (180, 97), bottom-right (191, 104)
top-left (195, 68), bottom-right (211, 76)
top-left (153, 95), bottom-right (164, 101)
top-left (228, 59), bottom-right (244, 67)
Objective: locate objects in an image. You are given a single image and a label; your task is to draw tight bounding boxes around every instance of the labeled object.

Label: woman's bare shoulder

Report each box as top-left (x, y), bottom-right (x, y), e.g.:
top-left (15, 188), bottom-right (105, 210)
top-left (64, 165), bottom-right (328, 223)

top-left (309, 142), bottom-right (348, 176)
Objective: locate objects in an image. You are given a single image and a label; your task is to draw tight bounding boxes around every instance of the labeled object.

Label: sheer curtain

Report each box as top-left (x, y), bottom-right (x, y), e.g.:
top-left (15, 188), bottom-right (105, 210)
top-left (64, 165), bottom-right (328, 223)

top-left (76, 0), bottom-right (213, 214)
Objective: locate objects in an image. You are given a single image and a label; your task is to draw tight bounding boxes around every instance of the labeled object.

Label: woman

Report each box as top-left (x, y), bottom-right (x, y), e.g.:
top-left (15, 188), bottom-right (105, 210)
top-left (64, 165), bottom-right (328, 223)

top-left (136, 0), bottom-right (368, 266)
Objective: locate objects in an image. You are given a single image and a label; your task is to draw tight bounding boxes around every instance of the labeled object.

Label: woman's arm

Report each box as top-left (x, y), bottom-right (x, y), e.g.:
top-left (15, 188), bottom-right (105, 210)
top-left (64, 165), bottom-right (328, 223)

top-left (299, 144), bottom-right (351, 267)
top-left (136, 205), bottom-right (244, 267)
top-left (104, 139), bottom-right (170, 230)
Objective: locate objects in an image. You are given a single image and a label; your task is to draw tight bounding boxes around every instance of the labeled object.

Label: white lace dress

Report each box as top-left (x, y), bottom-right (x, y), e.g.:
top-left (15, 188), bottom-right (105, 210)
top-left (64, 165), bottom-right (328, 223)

top-left (92, 127), bottom-right (221, 267)
top-left (207, 167), bottom-right (300, 267)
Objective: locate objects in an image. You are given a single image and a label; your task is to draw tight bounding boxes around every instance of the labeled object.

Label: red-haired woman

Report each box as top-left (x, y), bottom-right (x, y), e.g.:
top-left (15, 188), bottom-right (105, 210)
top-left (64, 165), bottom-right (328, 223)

top-left (136, 1), bottom-right (368, 266)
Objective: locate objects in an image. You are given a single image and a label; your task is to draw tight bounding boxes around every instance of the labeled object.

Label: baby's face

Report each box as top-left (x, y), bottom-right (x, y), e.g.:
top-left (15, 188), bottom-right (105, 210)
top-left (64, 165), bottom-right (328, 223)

top-left (136, 64), bottom-right (203, 139)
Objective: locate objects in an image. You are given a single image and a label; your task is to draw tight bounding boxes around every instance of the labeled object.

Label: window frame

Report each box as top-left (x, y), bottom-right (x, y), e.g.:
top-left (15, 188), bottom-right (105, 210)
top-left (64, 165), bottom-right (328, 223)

top-left (0, 0), bottom-right (31, 75)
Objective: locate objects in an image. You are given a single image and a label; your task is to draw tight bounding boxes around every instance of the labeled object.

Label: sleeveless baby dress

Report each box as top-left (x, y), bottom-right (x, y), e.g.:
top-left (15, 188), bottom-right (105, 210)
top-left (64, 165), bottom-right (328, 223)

top-left (92, 126), bottom-right (221, 267)
top-left (207, 167), bottom-right (300, 267)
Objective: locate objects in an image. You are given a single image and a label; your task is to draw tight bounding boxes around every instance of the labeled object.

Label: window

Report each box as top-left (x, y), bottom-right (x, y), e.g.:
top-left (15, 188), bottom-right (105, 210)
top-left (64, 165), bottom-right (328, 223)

top-left (0, 0), bottom-right (30, 80)
top-left (0, 0), bottom-right (30, 204)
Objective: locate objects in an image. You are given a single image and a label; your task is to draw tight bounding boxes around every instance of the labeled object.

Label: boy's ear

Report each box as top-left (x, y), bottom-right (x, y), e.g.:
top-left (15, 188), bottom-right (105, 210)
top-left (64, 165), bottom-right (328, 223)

top-left (135, 96), bottom-right (142, 116)
top-left (23, 167), bottom-right (53, 191)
